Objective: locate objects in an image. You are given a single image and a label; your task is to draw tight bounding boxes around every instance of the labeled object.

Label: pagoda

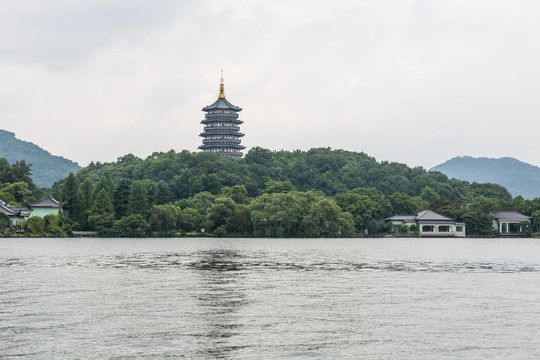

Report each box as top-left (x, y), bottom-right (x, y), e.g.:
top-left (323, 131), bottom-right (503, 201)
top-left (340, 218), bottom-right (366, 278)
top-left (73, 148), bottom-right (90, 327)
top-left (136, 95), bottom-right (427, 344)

top-left (198, 72), bottom-right (245, 160)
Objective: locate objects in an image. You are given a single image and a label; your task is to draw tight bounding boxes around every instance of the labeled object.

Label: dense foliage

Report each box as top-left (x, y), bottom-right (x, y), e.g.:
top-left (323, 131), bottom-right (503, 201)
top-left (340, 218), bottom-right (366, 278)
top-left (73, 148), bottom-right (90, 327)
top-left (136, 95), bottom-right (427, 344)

top-left (432, 156), bottom-right (540, 199)
top-left (65, 147), bottom-right (512, 202)
top-left (0, 157), bottom-right (46, 206)
top-left (0, 129), bottom-right (81, 187)
top-left (39, 147), bottom-right (540, 237)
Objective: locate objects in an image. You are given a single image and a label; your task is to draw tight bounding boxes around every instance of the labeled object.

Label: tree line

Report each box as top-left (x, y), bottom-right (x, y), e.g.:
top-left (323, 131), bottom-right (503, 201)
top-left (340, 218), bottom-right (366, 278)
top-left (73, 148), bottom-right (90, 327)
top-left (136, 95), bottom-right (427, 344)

top-left (3, 148), bottom-right (540, 237)
top-left (43, 148), bottom-right (539, 237)
top-left (0, 158), bottom-right (46, 205)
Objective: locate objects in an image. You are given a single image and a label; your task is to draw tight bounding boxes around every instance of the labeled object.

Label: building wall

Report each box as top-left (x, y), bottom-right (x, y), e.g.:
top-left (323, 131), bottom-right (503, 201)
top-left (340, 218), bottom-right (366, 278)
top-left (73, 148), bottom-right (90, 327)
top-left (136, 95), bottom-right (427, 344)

top-left (9, 216), bottom-right (26, 226)
top-left (389, 221), bottom-right (416, 233)
top-left (30, 208), bottom-right (61, 218)
top-left (419, 223), bottom-right (466, 237)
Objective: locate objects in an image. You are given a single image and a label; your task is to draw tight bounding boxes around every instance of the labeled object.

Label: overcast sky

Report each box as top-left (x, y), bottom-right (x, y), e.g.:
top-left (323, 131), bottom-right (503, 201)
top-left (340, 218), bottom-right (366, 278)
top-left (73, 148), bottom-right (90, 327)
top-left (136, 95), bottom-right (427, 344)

top-left (1, 0), bottom-right (539, 169)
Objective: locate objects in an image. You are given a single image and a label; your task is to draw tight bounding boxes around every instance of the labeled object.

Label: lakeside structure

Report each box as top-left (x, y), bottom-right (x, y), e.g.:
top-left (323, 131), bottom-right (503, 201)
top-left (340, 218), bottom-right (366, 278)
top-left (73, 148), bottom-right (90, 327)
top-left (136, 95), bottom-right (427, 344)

top-left (198, 72), bottom-right (245, 160)
top-left (28, 196), bottom-right (63, 218)
top-left (0, 200), bottom-right (31, 227)
top-left (490, 210), bottom-right (532, 236)
top-left (0, 196), bottom-right (63, 229)
top-left (385, 210), bottom-right (466, 237)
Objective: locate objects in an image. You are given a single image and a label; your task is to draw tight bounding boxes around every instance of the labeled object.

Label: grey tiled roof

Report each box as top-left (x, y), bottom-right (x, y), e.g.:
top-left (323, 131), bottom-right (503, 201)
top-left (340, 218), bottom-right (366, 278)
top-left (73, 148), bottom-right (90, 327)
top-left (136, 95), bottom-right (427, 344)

top-left (385, 214), bottom-right (416, 221)
top-left (202, 98), bottom-right (242, 111)
top-left (0, 199), bottom-right (30, 217)
top-left (489, 210), bottom-right (531, 221)
top-left (30, 196), bottom-right (62, 208)
top-left (199, 144), bottom-right (246, 150)
top-left (0, 202), bottom-right (17, 216)
top-left (385, 210), bottom-right (457, 223)
top-left (415, 210), bottom-right (454, 222)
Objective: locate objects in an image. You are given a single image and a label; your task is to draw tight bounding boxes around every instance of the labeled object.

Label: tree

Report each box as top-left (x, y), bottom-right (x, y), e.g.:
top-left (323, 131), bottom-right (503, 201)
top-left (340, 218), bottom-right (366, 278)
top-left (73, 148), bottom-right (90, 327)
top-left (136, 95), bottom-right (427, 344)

top-left (531, 209), bottom-right (540, 232)
top-left (25, 216), bottom-right (45, 235)
top-left (176, 191), bottom-right (213, 215)
top-left (0, 158), bottom-right (12, 183)
top-left (113, 178), bottom-right (132, 219)
top-left (88, 189), bottom-right (115, 234)
top-left (78, 179), bottom-right (94, 230)
top-left (93, 173), bottom-right (114, 199)
top-left (205, 197), bottom-right (236, 234)
top-left (458, 210), bottom-right (493, 236)
top-left (62, 173), bottom-right (82, 224)
top-left (245, 147), bottom-right (274, 166)
top-left (0, 213), bottom-right (10, 231)
top-left (250, 191), bottom-right (354, 237)
top-left (148, 204), bottom-right (177, 233)
top-left (1, 182), bottom-right (32, 203)
top-left (299, 196), bottom-right (355, 237)
top-left (226, 204), bottom-right (252, 234)
top-left (389, 192), bottom-right (420, 215)
top-left (112, 215), bottom-right (149, 237)
top-left (176, 208), bottom-right (202, 232)
top-left (43, 214), bottom-right (66, 237)
top-left (10, 160), bottom-right (35, 189)
top-left (153, 180), bottom-right (172, 205)
top-left (262, 180), bottom-right (296, 194)
top-left (335, 192), bottom-right (384, 232)
top-left (128, 181), bottom-right (149, 217)
top-left (220, 185), bottom-right (249, 204)
top-left (0, 192), bottom-right (16, 204)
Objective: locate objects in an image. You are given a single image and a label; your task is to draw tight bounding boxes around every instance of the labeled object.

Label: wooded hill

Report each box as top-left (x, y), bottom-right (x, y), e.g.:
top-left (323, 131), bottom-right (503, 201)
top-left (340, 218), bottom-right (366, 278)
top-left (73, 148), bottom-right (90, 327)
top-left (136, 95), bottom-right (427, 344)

top-left (431, 156), bottom-right (540, 199)
top-left (65, 147), bottom-right (512, 202)
top-left (44, 147), bottom-right (539, 238)
top-left (0, 129), bottom-right (81, 188)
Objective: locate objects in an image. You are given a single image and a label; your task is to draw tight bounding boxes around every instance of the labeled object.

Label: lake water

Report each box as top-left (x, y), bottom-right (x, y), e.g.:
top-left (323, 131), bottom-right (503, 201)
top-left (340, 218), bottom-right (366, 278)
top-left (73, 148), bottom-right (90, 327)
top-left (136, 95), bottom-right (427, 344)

top-left (1, 237), bottom-right (540, 359)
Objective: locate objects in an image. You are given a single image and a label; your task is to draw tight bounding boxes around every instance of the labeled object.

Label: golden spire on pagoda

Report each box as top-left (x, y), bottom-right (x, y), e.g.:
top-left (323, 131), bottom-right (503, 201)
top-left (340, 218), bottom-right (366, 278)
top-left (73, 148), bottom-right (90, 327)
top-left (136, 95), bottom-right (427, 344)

top-left (219, 70), bottom-right (226, 98)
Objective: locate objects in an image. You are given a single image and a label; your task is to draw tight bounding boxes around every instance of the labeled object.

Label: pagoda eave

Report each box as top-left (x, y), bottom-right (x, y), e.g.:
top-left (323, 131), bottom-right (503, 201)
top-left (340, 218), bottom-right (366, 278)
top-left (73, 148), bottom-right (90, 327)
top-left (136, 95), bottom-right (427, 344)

top-left (199, 144), bottom-right (246, 150)
top-left (199, 132), bottom-right (244, 137)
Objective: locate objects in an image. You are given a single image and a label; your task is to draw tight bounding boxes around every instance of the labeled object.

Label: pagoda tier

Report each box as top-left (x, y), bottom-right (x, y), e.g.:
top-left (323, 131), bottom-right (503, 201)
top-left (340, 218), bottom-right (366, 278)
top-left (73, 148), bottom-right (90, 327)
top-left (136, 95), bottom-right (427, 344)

top-left (198, 73), bottom-right (245, 160)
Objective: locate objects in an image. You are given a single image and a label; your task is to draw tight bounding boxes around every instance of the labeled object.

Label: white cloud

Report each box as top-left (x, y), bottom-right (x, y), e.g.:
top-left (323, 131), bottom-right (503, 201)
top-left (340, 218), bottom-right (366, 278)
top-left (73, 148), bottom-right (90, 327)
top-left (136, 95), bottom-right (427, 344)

top-left (1, 0), bottom-right (540, 168)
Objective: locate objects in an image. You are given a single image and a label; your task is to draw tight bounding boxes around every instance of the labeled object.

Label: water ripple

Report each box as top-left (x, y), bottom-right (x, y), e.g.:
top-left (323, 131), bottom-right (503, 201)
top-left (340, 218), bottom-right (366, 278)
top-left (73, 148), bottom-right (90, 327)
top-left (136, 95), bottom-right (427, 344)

top-left (2, 252), bottom-right (539, 274)
top-left (2, 238), bottom-right (540, 359)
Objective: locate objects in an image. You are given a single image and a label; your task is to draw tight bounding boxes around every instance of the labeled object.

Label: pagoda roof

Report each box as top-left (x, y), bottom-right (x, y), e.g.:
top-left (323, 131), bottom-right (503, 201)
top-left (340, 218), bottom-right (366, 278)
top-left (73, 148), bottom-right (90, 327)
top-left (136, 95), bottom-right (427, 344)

top-left (201, 118), bottom-right (242, 124)
top-left (200, 131), bottom-right (244, 136)
top-left (202, 97), bottom-right (242, 112)
top-left (30, 196), bottom-right (62, 208)
top-left (199, 144), bottom-right (246, 150)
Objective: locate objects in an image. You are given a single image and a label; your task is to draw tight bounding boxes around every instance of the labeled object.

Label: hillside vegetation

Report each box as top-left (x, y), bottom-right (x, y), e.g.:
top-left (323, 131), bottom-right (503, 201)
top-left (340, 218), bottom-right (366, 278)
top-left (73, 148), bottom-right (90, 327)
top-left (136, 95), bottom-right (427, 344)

top-left (46, 147), bottom-right (537, 238)
top-left (0, 129), bottom-right (81, 188)
top-left (431, 156), bottom-right (540, 199)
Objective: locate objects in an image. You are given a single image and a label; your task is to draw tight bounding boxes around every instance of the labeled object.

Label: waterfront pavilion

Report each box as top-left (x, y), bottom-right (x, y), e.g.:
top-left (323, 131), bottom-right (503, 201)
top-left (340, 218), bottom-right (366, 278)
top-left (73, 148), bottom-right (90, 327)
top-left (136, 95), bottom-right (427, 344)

top-left (489, 210), bottom-right (532, 236)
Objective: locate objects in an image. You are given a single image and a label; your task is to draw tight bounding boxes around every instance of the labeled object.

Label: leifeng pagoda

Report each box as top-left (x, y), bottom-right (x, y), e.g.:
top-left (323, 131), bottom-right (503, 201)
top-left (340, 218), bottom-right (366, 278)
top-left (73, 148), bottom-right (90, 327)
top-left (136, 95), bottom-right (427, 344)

top-left (199, 72), bottom-right (245, 160)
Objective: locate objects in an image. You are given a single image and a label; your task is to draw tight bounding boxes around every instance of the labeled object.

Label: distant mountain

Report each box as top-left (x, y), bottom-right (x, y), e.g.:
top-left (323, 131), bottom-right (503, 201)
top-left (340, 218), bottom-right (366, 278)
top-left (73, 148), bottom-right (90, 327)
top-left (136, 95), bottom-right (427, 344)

top-left (0, 129), bottom-right (81, 188)
top-left (431, 156), bottom-right (540, 199)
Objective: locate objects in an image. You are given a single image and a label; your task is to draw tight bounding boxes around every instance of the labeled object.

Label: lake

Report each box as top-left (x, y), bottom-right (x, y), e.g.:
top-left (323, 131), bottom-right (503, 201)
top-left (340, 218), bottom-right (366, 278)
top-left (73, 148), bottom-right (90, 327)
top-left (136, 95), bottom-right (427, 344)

top-left (1, 237), bottom-right (540, 359)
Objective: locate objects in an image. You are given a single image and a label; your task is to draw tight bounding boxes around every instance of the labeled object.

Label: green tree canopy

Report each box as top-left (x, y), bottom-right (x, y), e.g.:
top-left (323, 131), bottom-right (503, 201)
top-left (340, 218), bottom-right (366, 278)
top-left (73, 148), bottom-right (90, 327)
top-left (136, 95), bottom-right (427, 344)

top-left (112, 214), bottom-right (149, 237)
top-left (0, 213), bottom-right (10, 230)
top-left (88, 189), bottom-right (115, 234)
top-left (128, 181), bottom-right (149, 217)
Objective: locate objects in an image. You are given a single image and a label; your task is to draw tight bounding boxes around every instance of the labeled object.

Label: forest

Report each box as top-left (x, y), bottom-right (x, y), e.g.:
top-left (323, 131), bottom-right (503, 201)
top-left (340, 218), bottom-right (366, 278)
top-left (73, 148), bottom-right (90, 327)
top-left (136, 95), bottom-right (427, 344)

top-left (0, 129), bottom-right (81, 187)
top-left (2, 147), bottom-right (540, 237)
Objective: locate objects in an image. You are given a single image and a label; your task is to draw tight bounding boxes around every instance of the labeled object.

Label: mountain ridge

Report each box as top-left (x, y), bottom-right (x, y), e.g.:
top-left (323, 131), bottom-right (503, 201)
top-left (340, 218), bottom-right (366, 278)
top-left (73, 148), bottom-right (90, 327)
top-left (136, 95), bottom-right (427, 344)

top-left (0, 129), bottom-right (81, 187)
top-left (431, 156), bottom-right (540, 199)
